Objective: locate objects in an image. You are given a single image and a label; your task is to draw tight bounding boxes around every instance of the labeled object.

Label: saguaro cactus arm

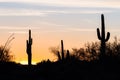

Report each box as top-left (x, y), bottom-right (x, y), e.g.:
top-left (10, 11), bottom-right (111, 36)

top-left (26, 40), bottom-right (29, 54)
top-left (97, 28), bottom-right (101, 40)
top-left (57, 51), bottom-right (61, 61)
top-left (105, 32), bottom-right (110, 42)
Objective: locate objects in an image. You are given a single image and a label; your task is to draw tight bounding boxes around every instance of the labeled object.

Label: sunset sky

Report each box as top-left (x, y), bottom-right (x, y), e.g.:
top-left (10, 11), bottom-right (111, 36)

top-left (0, 0), bottom-right (120, 64)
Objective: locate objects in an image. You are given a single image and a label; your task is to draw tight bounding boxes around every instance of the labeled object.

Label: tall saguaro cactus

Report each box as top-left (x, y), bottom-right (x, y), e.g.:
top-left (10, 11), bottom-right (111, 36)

top-left (97, 14), bottom-right (110, 59)
top-left (26, 30), bottom-right (32, 66)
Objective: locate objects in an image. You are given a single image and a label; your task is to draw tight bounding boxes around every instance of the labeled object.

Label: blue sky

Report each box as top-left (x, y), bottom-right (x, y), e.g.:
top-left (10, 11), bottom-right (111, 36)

top-left (0, 0), bottom-right (119, 33)
top-left (0, 0), bottom-right (120, 62)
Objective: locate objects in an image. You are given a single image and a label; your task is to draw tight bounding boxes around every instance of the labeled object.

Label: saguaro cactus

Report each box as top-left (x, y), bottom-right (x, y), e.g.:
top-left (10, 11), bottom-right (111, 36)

top-left (61, 40), bottom-right (64, 60)
top-left (97, 14), bottom-right (110, 59)
top-left (56, 40), bottom-right (69, 61)
top-left (26, 30), bottom-right (32, 66)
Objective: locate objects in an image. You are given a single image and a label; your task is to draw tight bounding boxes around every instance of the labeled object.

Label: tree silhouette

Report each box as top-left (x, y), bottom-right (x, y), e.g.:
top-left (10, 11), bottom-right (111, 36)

top-left (49, 46), bottom-right (60, 60)
top-left (72, 42), bottom-right (100, 61)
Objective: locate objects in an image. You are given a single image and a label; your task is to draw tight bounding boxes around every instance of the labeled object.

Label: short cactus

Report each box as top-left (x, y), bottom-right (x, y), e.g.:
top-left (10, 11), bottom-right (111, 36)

top-left (66, 50), bottom-right (70, 60)
top-left (26, 29), bottom-right (32, 66)
top-left (57, 51), bottom-right (61, 61)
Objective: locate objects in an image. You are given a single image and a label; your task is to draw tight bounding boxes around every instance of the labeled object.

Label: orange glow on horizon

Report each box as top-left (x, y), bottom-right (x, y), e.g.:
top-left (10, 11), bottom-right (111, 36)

top-left (19, 60), bottom-right (37, 65)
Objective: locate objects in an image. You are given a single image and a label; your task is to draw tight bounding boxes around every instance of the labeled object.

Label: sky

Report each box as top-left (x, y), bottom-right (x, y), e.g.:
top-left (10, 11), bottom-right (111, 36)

top-left (0, 0), bottom-right (120, 64)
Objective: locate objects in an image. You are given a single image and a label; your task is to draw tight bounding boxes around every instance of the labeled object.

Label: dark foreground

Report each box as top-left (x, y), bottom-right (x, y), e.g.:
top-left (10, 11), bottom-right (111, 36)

top-left (0, 59), bottom-right (120, 80)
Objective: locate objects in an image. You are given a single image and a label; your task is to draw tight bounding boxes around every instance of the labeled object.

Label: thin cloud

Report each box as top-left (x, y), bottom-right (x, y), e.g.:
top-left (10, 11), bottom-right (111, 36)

top-left (0, 1), bottom-right (118, 16)
top-left (0, 8), bottom-right (114, 16)
top-left (9, 31), bottom-right (27, 34)
top-left (0, 8), bottom-right (47, 16)
top-left (63, 10), bottom-right (112, 14)
top-left (0, 26), bottom-right (42, 31)
top-left (0, 0), bottom-right (120, 8)
top-left (68, 28), bottom-right (95, 32)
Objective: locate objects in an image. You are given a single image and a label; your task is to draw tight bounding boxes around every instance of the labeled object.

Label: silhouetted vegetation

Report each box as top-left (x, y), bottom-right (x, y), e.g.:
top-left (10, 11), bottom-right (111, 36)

top-left (42, 38), bottom-right (120, 80)
top-left (72, 42), bottom-right (100, 61)
top-left (0, 46), bottom-right (13, 62)
top-left (50, 40), bottom-right (71, 61)
top-left (1, 14), bottom-right (120, 80)
top-left (0, 34), bottom-right (14, 62)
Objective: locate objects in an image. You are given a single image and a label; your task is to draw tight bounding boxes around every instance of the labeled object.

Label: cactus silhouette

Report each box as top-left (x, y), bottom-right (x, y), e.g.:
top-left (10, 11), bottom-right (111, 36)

top-left (61, 40), bottom-right (64, 60)
top-left (26, 30), bottom-right (32, 66)
top-left (56, 40), bottom-right (70, 61)
top-left (66, 50), bottom-right (70, 60)
top-left (97, 14), bottom-right (110, 59)
top-left (57, 51), bottom-right (61, 61)
top-left (56, 40), bottom-right (65, 61)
